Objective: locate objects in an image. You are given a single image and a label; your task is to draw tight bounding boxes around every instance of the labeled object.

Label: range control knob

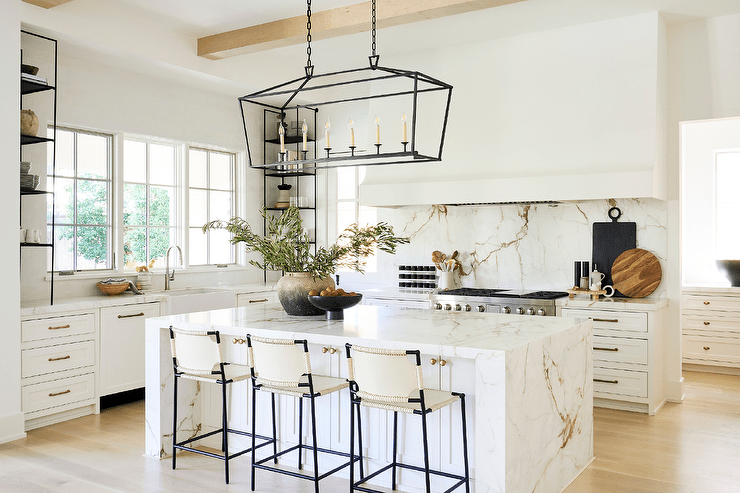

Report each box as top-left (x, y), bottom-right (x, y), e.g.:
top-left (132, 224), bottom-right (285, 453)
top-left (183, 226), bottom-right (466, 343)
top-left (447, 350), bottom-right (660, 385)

top-left (526, 307), bottom-right (535, 315)
top-left (433, 302), bottom-right (443, 310)
top-left (454, 304), bottom-right (462, 311)
top-left (464, 304), bottom-right (472, 312)
top-left (502, 306), bottom-right (511, 314)
top-left (444, 304), bottom-right (452, 311)
top-left (477, 305), bottom-right (485, 312)
top-left (515, 307), bottom-right (525, 315)
top-left (537, 308), bottom-right (547, 316)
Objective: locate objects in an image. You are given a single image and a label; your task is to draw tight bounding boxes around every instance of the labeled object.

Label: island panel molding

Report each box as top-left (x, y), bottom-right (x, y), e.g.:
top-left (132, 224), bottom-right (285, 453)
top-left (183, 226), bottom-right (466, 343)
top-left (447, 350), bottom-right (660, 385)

top-left (145, 303), bottom-right (593, 493)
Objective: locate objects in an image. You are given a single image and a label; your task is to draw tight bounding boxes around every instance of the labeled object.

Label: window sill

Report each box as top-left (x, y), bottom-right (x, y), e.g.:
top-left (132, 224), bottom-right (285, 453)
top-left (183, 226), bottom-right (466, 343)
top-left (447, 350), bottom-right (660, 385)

top-left (44, 264), bottom-right (249, 282)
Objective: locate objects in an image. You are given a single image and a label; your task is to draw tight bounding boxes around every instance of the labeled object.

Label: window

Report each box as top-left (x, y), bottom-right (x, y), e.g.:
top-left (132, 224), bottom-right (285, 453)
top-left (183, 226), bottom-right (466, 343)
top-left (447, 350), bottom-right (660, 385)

top-left (716, 151), bottom-right (740, 259)
top-left (188, 148), bottom-right (235, 265)
top-left (335, 166), bottom-right (377, 272)
top-left (123, 139), bottom-right (177, 270)
top-left (48, 127), bottom-right (113, 271)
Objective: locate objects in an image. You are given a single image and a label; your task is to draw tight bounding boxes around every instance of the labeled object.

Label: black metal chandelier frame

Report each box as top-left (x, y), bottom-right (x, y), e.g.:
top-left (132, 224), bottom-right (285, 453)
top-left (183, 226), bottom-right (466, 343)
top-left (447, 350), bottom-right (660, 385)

top-left (238, 0), bottom-right (453, 171)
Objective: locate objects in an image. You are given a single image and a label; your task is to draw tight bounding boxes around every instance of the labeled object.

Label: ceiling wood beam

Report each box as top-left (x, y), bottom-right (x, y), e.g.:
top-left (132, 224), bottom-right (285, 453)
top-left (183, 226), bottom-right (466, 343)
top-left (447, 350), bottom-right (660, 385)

top-left (198, 0), bottom-right (526, 60)
top-left (22, 0), bottom-right (76, 8)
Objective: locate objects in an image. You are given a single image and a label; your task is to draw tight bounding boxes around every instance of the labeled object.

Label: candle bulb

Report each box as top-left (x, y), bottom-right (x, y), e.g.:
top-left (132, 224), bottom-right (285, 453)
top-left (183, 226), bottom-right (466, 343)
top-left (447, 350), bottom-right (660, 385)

top-left (401, 112), bottom-right (407, 142)
top-left (302, 119), bottom-right (308, 151)
top-left (325, 117), bottom-right (331, 148)
top-left (348, 116), bottom-right (355, 147)
top-left (278, 122), bottom-right (285, 153)
top-left (375, 114), bottom-right (380, 145)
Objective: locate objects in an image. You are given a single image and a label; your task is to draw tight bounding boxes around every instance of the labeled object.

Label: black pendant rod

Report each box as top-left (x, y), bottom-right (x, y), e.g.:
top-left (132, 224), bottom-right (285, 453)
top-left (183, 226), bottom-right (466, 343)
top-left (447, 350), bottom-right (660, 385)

top-left (305, 0), bottom-right (314, 77)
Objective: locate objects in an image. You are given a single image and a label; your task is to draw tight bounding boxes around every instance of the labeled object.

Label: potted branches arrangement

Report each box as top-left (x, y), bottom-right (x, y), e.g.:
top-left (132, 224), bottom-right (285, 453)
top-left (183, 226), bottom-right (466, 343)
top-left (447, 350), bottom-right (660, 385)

top-left (203, 207), bottom-right (409, 315)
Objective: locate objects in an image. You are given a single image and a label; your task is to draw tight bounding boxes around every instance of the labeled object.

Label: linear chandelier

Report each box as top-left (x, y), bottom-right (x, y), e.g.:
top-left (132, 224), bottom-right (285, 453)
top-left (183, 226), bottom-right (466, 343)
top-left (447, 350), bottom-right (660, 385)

top-left (238, 0), bottom-right (453, 171)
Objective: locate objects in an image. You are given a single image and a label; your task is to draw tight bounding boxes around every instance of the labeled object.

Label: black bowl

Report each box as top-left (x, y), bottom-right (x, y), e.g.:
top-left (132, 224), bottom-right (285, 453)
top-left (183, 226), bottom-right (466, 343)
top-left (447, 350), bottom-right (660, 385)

top-left (716, 260), bottom-right (740, 287)
top-left (307, 294), bottom-right (363, 320)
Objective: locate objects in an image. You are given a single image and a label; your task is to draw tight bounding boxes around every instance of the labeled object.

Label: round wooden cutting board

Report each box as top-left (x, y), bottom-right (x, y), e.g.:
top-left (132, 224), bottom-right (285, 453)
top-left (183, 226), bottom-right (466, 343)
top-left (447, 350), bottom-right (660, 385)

top-left (611, 248), bottom-right (662, 298)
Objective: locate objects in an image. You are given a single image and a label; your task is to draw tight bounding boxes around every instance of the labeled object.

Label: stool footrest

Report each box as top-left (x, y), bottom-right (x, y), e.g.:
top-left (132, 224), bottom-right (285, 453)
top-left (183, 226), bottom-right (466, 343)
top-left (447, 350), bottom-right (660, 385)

top-left (174, 428), bottom-right (273, 461)
top-left (352, 461), bottom-right (468, 493)
top-left (255, 443), bottom-right (357, 482)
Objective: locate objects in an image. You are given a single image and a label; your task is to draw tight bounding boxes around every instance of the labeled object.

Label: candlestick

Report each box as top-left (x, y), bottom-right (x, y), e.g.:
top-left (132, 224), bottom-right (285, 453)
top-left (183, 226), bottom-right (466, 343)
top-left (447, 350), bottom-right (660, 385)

top-left (375, 114), bottom-right (380, 145)
top-left (302, 119), bottom-right (308, 151)
top-left (348, 116), bottom-right (355, 147)
top-left (279, 123), bottom-right (285, 153)
top-left (325, 117), bottom-right (331, 149)
top-left (401, 112), bottom-right (407, 143)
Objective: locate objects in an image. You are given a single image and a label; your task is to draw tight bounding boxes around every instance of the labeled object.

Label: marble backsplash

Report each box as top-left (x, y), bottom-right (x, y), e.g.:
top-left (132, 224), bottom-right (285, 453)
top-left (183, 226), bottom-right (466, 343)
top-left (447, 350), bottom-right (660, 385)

top-left (367, 198), bottom-right (666, 295)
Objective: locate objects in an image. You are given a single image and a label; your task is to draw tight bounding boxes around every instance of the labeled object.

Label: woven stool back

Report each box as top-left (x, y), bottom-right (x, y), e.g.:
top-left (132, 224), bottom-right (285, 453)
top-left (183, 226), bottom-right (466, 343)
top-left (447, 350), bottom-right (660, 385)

top-left (170, 327), bottom-right (222, 375)
top-left (249, 336), bottom-right (309, 387)
top-left (349, 345), bottom-right (421, 402)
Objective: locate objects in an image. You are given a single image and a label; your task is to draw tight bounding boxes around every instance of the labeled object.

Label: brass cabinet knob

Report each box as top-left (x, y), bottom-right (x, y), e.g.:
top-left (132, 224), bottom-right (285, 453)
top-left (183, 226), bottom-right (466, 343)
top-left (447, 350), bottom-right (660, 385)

top-left (329, 347), bottom-right (336, 354)
top-left (430, 358), bottom-right (437, 365)
top-left (232, 338), bottom-right (245, 344)
top-left (439, 359), bottom-right (447, 366)
top-left (322, 347), bottom-right (328, 353)
top-left (703, 346), bottom-right (710, 351)
top-left (704, 301), bottom-right (710, 305)
top-left (703, 321), bottom-right (710, 325)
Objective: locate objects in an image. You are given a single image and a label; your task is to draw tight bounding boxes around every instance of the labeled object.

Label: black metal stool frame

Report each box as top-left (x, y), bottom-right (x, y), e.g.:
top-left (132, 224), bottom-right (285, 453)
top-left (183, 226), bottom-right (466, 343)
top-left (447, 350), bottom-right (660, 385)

top-left (248, 336), bottom-right (359, 493)
top-left (170, 327), bottom-right (273, 484)
top-left (346, 344), bottom-right (470, 493)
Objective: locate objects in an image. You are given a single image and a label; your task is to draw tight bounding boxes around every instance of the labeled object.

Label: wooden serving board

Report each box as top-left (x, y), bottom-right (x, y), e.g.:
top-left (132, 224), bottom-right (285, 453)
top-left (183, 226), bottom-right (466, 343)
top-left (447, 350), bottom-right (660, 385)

top-left (611, 248), bottom-right (662, 298)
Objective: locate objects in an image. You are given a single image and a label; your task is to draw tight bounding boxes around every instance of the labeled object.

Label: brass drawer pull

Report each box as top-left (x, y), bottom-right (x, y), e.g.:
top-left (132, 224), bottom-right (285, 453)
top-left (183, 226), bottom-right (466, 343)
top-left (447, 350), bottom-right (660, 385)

top-left (249, 299), bottom-right (269, 303)
top-left (703, 321), bottom-right (710, 326)
top-left (594, 378), bottom-right (619, 384)
top-left (118, 312), bottom-right (145, 319)
top-left (439, 359), bottom-right (447, 366)
top-left (704, 301), bottom-right (710, 305)
top-left (590, 318), bottom-right (619, 323)
top-left (232, 338), bottom-right (245, 344)
top-left (430, 358), bottom-right (437, 365)
top-left (48, 355), bottom-right (71, 361)
top-left (594, 347), bottom-right (619, 352)
top-left (49, 389), bottom-right (71, 397)
top-left (48, 324), bottom-right (71, 330)
top-left (703, 346), bottom-right (710, 351)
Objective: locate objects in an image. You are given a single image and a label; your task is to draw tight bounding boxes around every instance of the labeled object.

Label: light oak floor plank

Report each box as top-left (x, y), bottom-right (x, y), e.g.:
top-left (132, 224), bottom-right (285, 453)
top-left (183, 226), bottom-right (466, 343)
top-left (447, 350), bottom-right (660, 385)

top-left (1, 370), bottom-right (738, 492)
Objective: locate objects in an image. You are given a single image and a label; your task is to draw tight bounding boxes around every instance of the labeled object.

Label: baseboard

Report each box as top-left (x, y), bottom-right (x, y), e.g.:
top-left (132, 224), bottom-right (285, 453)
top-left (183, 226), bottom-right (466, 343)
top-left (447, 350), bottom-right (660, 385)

top-left (24, 404), bottom-right (95, 431)
top-left (683, 363), bottom-right (740, 376)
top-left (0, 412), bottom-right (26, 444)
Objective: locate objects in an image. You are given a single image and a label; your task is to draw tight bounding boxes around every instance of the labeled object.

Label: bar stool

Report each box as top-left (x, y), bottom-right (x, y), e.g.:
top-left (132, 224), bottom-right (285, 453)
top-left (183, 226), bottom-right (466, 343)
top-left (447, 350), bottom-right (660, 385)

top-left (345, 344), bottom-right (470, 493)
top-left (169, 326), bottom-right (271, 484)
top-left (246, 334), bottom-right (356, 493)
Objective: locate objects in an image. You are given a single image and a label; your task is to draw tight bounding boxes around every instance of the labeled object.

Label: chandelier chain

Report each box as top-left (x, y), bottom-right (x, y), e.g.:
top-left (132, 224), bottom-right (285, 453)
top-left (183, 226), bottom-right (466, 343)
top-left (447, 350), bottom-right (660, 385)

top-left (371, 0), bottom-right (377, 55)
top-left (306, 0), bottom-right (313, 69)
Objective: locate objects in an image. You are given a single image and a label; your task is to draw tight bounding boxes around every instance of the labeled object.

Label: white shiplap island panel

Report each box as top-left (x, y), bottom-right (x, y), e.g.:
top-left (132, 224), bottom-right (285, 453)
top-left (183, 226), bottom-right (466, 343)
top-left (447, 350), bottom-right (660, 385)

top-left (145, 304), bottom-right (593, 493)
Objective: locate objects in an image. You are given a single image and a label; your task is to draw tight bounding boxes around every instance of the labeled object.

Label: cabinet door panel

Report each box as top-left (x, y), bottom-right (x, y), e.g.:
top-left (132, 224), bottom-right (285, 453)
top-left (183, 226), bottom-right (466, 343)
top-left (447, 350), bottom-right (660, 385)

top-left (23, 373), bottom-right (95, 413)
top-left (237, 292), bottom-right (277, 307)
top-left (682, 335), bottom-right (740, 366)
top-left (592, 336), bottom-right (648, 365)
top-left (22, 340), bottom-right (95, 378)
top-left (593, 368), bottom-right (647, 398)
top-left (22, 313), bottom-right (94, 343)
top-left (684, 296), bottom-right (740, 313)
top-left (562, 308), bottom-right (647, 333)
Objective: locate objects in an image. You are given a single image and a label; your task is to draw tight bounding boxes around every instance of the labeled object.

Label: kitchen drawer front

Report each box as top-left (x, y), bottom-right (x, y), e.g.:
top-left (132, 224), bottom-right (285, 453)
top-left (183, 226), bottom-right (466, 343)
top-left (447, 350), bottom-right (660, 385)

top-left (684, 295), bottom-right (740, 313)
top-left (682, 314), bottom-right (740, 335)
top-left (562, 308), bottom-right (648, 333)
top-left (682, 335), bottom-right (740, 366)
top-left (593, 368), bottom-right (648, 398)
top-left (593, 336), bottom-right (648, 366)
top-left (22, 373), bottom-right (95, 413)
top-left (237, 292), bottom-right (277, 307)
top-left (22, 314), bottom-right (95, 343)
top-left (22, 340), bottom-right (95, 378)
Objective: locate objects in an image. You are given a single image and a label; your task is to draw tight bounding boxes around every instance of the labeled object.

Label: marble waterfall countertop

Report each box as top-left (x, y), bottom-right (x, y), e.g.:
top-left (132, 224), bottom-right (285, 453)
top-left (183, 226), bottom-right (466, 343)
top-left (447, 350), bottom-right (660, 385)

top-left (146, 304), bottom-right (593, 493)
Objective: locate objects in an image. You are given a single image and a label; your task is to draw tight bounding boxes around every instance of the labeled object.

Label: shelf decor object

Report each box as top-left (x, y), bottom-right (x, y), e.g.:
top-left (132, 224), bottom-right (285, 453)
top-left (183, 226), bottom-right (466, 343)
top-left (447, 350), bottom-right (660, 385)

top-left (238, 0), bottom-right (452, 171)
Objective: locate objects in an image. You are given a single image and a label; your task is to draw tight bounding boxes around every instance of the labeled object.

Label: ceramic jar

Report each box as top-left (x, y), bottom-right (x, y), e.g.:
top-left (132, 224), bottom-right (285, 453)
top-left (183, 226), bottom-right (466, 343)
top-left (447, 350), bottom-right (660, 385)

top-left (276, 272), bottom-right (334, 316)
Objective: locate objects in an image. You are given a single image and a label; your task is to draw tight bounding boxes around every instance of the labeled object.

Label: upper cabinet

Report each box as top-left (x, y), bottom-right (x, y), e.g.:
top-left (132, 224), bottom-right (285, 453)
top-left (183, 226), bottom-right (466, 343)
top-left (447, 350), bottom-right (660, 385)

top-left (360, 13), bottom-right (667, 206)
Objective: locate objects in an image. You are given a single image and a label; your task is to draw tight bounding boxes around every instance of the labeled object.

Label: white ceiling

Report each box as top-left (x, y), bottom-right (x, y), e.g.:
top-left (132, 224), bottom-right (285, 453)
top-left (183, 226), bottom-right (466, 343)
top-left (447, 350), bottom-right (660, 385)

top-left (20, 0), bottom-right (740, 96)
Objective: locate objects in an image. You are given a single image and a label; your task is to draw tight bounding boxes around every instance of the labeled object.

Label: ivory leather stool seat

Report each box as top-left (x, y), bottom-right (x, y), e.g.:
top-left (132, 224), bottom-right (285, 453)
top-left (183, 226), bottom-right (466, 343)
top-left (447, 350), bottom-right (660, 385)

top-left (345, 344), bottom-right (470, 493)
top-left (246, 334), bottom-right (357, 493)
top-left (169, 326), bottom-right (271, 484)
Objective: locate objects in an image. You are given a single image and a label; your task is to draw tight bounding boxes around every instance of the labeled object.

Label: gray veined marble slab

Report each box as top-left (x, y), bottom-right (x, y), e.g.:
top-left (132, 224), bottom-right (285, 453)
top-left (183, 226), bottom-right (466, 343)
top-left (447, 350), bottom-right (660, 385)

top-left (145, 304), bottom-right (593, 493)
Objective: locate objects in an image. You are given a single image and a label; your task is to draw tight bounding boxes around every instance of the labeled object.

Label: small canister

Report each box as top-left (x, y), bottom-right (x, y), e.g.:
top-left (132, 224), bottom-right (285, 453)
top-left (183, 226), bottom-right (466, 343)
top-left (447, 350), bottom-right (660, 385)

top-left (574, 261), bottom-right (581, 288)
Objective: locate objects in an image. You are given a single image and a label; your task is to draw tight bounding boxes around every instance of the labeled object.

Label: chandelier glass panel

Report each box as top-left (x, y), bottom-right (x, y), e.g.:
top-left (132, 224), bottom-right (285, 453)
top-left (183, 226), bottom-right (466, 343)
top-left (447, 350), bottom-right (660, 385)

top-left (239, 0), bottom-right (453, 171)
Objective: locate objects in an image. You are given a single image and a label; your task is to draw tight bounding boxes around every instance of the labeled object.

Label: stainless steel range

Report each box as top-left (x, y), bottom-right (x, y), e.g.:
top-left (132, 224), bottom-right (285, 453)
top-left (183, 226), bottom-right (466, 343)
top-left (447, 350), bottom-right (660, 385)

top-left (429, 288), bottom-right (569, 316)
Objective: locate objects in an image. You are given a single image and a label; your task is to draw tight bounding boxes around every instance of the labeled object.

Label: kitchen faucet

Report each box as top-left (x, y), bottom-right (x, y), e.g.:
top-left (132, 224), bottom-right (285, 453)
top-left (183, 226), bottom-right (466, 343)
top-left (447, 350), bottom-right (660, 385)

top-left (165, 245), bottom-right (183, 290)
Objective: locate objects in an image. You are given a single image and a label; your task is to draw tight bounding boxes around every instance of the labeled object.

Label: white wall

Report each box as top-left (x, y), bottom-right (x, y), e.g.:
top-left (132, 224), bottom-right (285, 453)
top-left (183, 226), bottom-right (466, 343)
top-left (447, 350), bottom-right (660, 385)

top-left (0, 0), bottom-right (25, 444)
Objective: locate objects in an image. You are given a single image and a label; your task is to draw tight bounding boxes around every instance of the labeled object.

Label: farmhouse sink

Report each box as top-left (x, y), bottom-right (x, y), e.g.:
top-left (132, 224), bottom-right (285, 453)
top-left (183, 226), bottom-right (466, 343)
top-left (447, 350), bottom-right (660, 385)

top-left (158, 287), bottom-right (237, 315)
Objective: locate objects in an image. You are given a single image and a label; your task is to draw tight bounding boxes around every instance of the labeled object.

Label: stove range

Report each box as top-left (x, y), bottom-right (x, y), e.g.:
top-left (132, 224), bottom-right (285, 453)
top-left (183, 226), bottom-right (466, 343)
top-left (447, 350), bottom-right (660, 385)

top-left (429, 288), bottom-right (569, 316)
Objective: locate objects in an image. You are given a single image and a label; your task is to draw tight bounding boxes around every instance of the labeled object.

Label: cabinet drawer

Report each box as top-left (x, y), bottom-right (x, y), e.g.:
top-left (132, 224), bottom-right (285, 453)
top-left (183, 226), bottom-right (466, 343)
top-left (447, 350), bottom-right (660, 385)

top-left (22, 314), bottom-right (95, 343)
top-left (237, 292), bottom-right (277, 306)
top-left (592, 336), bottom-right (648, 365)
top-left (22, 340), bottom-right (95, 378)
top-left (682, 314), bottom-right (740, 335)
top-left (22, 373), bottom-right (95, 413)
top-left (682, 335), bottom-right (740, 366)
top-left (562, 308), bottom-right (648, 333)
top-left (593, 368), bottom-right (648, 398)
top-left (684, 295), bottom-right (740, 313)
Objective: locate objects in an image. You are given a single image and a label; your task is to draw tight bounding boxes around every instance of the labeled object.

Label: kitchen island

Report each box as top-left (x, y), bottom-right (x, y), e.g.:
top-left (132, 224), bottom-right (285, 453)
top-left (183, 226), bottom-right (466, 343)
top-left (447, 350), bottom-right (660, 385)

top-left (145, 304), bottom-right (593, 493)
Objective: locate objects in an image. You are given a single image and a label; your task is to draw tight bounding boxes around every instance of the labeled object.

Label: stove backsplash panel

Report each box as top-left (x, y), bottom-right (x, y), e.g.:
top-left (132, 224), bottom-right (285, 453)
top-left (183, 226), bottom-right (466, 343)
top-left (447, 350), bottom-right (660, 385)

top-left (369, 198), bottom-right (666, 294)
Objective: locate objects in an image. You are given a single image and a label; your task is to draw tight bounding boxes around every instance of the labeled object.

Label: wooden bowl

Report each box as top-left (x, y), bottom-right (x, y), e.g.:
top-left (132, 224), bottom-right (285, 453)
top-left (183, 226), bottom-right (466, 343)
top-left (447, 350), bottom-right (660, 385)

top-left (307, 294), bottom-right (362, 320)
top-left (96, 281), bottom-right (130, 296)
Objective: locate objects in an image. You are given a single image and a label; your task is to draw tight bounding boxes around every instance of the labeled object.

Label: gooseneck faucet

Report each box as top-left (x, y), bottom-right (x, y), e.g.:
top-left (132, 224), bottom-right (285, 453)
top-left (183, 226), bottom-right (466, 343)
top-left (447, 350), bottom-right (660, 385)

top-left (165, 245), bottom-right (183, 290)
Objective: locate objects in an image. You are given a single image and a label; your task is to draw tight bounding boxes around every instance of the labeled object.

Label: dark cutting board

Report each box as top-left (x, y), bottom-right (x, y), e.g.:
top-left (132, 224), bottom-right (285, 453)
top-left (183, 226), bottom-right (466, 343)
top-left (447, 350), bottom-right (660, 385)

top-left (592, 207), bottom-right (636, 297)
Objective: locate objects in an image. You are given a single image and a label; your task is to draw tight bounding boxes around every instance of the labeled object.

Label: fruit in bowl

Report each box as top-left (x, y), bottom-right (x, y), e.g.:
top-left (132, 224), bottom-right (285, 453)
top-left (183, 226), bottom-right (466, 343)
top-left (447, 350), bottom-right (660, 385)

top-left (307, 287), bottom-right (362, 320)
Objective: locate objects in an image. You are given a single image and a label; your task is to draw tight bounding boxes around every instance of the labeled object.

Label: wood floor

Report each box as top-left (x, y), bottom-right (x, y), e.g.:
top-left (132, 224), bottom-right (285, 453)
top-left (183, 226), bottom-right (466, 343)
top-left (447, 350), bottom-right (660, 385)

top-left (0, 370), bottom-right (738, 493)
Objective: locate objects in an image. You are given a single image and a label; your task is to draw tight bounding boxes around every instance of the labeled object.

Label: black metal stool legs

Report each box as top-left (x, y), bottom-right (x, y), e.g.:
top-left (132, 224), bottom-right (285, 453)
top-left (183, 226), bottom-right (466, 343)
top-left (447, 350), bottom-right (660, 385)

top-left (392, 411), bottom-right (398, 490)
top-left (251, 384), bottom-right (257, 492)
top-left (172, 374), bottom-right (178, 471)
top-left (310, 394), bottom-right (320, 493)
top-left (222, 380), bottom-right (230, 484)
top-left (460, 394), bottom-right (470, 493)
top-left (298, 396), bottom-right (304, 470)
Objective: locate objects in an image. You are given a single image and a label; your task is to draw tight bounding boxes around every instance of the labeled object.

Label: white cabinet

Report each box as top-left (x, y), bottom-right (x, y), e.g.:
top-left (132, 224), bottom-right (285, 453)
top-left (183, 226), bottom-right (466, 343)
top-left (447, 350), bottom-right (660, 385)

top-left (236, 291), bottom-right (277, 307)
top-left (21, 312), bottom-right (97, 429)
top-left (363, 297), bottom-right (429, 310)
top-left (561, 303), bottom-right (666, 415)
top-left (682, 291), bottom-right (740, 368)
top-left (99, 303), bottom-right (160, 396)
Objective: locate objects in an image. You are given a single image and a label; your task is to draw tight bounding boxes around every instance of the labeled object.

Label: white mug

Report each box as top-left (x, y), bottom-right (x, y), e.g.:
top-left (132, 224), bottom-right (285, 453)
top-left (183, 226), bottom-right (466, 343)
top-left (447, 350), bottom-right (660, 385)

top-left (29, 229), bottom-right (41, 243)
top-left (603, 285), bottom-right (615, 298)
top-left (590, 270), bottom-right (605, 284)
top-left (20, 228), bottom-right (27, 243)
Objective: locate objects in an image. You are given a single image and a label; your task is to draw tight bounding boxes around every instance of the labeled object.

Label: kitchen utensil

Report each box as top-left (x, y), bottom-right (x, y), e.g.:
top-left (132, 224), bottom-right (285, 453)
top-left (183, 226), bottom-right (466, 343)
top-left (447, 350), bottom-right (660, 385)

top-left (611, 248), bottom-right (662, 298)
top-left (439, 271), bottom-right (454, 290)
top-left (592, 207), bottom-right (636, 295)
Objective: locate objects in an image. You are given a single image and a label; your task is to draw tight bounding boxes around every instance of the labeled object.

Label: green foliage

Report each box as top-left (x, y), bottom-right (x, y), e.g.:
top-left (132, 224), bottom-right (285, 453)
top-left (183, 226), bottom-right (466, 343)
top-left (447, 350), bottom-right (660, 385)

top-left (203, 207), bottom-right (409, 280)
top-left (60, 179), bottom-right (107, 263)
